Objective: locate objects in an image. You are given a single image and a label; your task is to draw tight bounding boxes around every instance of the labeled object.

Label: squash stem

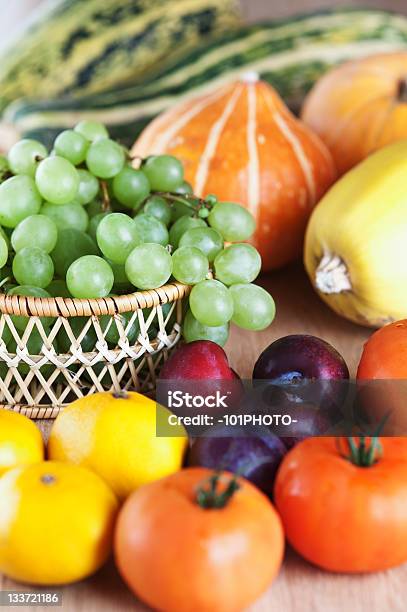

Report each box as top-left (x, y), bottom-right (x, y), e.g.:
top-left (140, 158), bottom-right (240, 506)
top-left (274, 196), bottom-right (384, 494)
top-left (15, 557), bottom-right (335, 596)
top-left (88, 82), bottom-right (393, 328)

top-left (196, 471), bottom-right (240, 509)
top-left (397, 78), bottom-right (407, 103)
top-left (315, 253), bottom-right (352, 294)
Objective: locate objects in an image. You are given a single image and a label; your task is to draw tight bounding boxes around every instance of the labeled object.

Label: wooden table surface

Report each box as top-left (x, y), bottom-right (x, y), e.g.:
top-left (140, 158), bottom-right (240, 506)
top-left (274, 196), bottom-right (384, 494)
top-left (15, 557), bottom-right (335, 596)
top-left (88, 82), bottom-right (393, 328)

top-left (0, 264), bottom-right (405, 611)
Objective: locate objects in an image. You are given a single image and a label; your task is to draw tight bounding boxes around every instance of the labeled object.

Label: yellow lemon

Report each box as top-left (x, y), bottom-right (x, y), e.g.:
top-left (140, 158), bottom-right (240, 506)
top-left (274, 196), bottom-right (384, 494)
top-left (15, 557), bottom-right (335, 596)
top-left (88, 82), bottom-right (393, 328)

top-left (48, 391), bottom-right (187, 500)
top-left (0, 460), bottom-right (118, 585)
top-left (0, 410), bottom-right (44, 476)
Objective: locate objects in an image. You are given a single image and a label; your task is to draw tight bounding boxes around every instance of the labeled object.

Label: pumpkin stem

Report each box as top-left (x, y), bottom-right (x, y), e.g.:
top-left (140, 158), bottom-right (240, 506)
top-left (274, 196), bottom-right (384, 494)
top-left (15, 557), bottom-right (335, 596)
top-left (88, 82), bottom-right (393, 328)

top-left (241, 71), bottom-right (259, 84)
top-left (314, 253), bottom-right (352, 294)
top-left (397, 78), bottom-right (407, 103)
top-left (196, 471), bottom-right (240, 509)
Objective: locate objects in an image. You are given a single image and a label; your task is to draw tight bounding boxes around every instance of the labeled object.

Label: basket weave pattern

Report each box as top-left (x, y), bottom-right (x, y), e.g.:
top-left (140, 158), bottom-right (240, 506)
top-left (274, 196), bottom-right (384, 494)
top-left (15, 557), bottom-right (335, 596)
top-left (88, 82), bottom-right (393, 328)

top-left (0, 282), bottom-right (190, 419)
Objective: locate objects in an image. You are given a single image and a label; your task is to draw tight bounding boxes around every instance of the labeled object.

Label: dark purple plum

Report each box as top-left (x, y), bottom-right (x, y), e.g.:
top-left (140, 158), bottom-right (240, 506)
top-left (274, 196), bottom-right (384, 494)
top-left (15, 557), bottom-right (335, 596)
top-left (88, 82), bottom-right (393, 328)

top-left (186, 425), bottom-right (287, 497)
top-left (251, 335), bottom-right (350, 448)
top-left (253, 335), bottom-right (349, 417)
top-left (253, 335), bottom-right (349, 382)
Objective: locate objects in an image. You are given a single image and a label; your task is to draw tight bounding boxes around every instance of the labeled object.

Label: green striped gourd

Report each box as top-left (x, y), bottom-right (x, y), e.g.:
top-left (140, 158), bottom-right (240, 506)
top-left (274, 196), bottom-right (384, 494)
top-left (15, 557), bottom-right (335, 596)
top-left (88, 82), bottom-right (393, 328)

top-left (0, 0), bottom-right (241, 111)
top-left (4, 8), bottom-right (407, 148)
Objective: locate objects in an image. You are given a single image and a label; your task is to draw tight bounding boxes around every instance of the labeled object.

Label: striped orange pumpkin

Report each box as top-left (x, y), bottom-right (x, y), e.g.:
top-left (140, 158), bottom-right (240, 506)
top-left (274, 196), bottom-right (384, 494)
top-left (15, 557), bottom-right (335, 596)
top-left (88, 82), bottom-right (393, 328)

top-left (132, 75), bottom-right (336, 271)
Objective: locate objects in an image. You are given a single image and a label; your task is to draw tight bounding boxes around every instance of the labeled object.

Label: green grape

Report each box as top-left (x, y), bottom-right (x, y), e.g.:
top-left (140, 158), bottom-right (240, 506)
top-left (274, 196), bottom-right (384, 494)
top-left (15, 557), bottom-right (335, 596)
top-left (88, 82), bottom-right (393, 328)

top-left (88, 212), bottom-right (108, 242)
top-left (168, 215), bottom-right (206, 249)
top-left (0, 155), bottom-right (9, 181)
top-left (54, 130), bottom-right (89, 165)
top-left (142, 155), bottom-right (184, 191)
top-left (107, 259), bottom-right (133, 294)
top-left (41, 201), bottom-right (89, 232)
top-left (0, 235), bottom-right (8, 268)
top-left (0, 226), bottom-right (10, 248)
top-left (205, 194), bottom-right (218, 206)
top-left (0, 319), bottom-right (12, 346)
top-left (143, 195), bottom-right (171, 226)
top-left (77, 169), bottom-right (99, 205)
top-left (86, 199), bottom-right (103, 217)
top-left (208, 202), bottom-right (255, 241)
top-left (74, 120), bottom-right (109, 142)
top-left (175, 181), bottom-right (193, 195)
top-left (189, 279), bottom-right (233, 327)
top-left (8, 285), bottom-right (53, 331)
top-left (182, 309), bottom-right (229, 347)
top-left (229, 283), bottom-right (276, 331)
top-left (86, 138), bottom-right (125, 179)
top-left (8, 139), bottom-right (47, 177)
top-left (112, 166), bottom-right (150, 209)
top-left (178, 227), bottom-right (223, 262)
top-left (100, 311), bottom-right (139, 345)
top-left (11, 214), bottom-right (58, 254)
top-left (0, 263), bottom-right (11, 277)
top-left (7, 328), bottom-right (57, 378)
top-left (214, 244), bottom-right (261, 285)
top-left (58, 316), bottom-right (97, 353)
top-left (170, 199), bottom-right (194, 222)
top-left (35, 156), bottom-right (79, 205)
top-left (0, 175), bottom-right (42, 228)
top-left (96, 213), bottom-right (140, 264)
top-left (66, 255), bottom-right (114, 298)
top-left (12, 247), bottom-right (54, 288)
top-left (143, 303), bottom-right (175, 339)
top-left (133, 213), bottom-right (168, 246)
top-left (172, 246), bottom-right (208, 285)
top-left (125, 243), bottom-right (172, 290)
top-left (46, 279), bottom-right (71, 297)
top-left (51, 228), bottom-right (99, 277)
top-left (198, 208), bottom-right (210, 219)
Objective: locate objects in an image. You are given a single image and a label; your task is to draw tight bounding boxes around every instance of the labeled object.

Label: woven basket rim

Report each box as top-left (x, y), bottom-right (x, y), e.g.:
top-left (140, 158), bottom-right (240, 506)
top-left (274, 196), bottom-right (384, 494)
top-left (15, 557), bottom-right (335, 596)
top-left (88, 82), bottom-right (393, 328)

top-left (0, 281), bottom-right (190, 318)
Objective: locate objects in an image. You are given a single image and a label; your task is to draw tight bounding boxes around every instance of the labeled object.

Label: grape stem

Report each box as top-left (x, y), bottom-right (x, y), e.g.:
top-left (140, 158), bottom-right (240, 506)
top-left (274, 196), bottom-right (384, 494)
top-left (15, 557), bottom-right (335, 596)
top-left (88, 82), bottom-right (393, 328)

top-left (156, 191), bottom-right (213, 218)
top-left (100, 181), bottom-right (111, 212)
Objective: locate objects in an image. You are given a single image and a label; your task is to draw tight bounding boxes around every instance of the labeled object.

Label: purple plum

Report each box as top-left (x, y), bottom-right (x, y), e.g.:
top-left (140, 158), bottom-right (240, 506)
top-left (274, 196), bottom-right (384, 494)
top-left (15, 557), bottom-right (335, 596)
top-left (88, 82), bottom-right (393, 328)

top-left (253, 334), bottom-right (349, 382)
top-left (252, 335), bottom-right (349, 448)
top-left (187, 426), bottom-right (287, 497)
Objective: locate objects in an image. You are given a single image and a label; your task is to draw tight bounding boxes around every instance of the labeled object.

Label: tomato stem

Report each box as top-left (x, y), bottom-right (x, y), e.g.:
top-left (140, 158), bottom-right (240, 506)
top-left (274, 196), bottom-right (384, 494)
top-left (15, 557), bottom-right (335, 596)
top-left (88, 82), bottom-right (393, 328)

top-left (341, 435), bottom-right (382, 467)
top-left (196, 471), bottom-right (240, 509)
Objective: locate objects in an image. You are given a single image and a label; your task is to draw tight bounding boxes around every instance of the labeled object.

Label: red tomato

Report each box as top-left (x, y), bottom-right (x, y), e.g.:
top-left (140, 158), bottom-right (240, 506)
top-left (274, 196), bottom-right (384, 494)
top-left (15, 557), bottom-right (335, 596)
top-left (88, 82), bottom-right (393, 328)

top-left (275, 436), bottom-right (407, 573)
top-left (115, 467), bottom-right (284, 612)
top-left (357, 320), bottom-right (407, 434)
top-left (357, 319), bottom-right (407, 379)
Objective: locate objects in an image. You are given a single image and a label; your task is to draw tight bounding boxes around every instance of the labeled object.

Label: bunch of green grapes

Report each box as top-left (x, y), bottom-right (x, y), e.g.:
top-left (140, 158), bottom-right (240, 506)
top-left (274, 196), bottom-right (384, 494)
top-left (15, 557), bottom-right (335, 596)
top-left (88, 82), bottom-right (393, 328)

top-left (0, 120), bottom-right (275, 353)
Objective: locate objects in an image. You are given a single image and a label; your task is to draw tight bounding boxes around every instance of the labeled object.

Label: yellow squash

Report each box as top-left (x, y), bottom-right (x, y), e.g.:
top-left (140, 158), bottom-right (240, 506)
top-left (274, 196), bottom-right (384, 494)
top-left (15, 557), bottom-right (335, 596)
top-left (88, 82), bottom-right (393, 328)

top-left (304, 140), bottom-right (407, 327)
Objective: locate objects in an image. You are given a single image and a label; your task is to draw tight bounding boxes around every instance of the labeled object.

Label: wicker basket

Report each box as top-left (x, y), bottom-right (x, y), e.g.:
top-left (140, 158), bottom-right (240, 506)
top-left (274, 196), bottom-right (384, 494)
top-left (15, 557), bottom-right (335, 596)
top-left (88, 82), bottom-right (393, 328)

top-left (0, 282), bottom-right (190, 419)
